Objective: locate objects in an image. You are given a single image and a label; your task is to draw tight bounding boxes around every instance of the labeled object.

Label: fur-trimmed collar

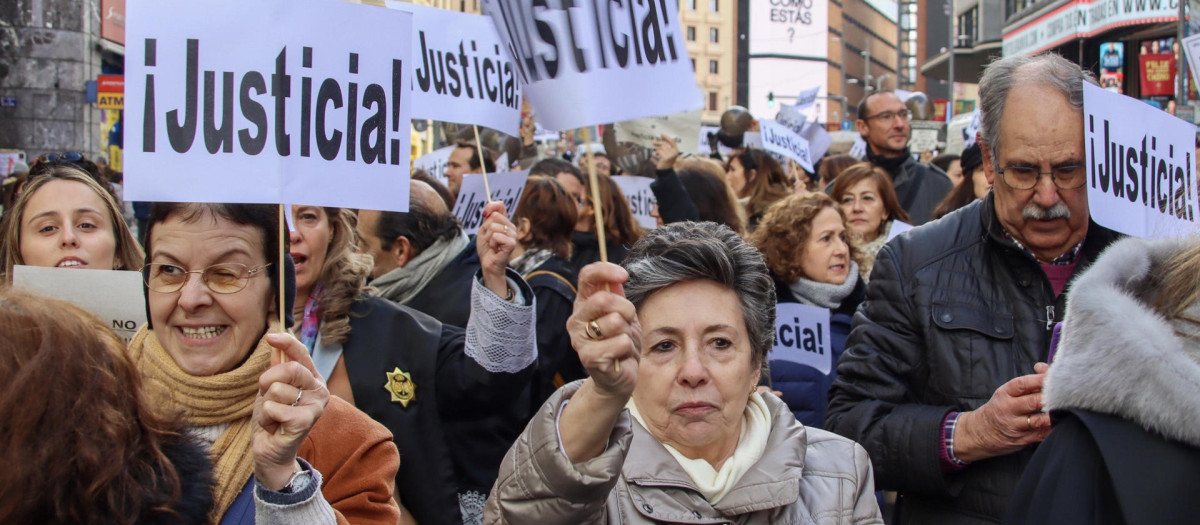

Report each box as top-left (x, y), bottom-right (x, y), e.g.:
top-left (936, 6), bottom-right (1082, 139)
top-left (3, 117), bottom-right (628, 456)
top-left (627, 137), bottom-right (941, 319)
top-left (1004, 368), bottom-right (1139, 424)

top-left (1044, 236), bottom-right (1200, 447)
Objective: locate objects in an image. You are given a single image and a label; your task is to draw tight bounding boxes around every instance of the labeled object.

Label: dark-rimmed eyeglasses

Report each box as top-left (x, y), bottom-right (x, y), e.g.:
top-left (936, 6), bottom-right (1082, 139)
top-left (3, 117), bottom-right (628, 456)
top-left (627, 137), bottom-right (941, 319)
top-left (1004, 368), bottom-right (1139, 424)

top-left (863, 109), bottom-right (912, 122)
top-left (142, 262), bottom-right (272, 294)
top-left (994, 164), bottom-right (1087, 190)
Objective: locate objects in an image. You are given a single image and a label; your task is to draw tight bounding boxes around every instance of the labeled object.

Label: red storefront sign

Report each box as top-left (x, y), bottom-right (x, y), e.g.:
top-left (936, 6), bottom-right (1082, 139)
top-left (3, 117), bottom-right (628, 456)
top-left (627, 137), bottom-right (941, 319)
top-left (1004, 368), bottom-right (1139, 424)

top-left (1139, 53), bottom-right (1175, 97)
top-left (98, 75), bottom-right (124, 93)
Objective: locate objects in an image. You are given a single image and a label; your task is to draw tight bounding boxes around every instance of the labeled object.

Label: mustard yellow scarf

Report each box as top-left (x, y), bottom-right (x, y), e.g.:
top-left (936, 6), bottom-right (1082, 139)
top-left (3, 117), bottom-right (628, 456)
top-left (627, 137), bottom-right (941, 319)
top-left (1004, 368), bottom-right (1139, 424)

top-left (129, 325), bottom-right (271, 523)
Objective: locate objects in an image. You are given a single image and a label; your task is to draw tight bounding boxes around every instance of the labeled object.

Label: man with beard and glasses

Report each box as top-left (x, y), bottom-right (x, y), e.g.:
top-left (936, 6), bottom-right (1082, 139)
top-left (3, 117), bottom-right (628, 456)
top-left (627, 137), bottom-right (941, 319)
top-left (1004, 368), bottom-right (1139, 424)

top-left (825, 53), bottom-right (1123, 524)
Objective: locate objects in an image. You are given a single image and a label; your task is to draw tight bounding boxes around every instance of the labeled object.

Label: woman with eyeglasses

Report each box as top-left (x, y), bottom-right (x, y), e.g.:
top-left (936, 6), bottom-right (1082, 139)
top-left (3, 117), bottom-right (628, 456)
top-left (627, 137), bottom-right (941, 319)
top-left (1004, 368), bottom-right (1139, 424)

top-left (133, 202), bottom-right (401, 524)
top-left (829, 163), bottom-right (911, 282)
top-left (1, 164), bottom-right (142, 282)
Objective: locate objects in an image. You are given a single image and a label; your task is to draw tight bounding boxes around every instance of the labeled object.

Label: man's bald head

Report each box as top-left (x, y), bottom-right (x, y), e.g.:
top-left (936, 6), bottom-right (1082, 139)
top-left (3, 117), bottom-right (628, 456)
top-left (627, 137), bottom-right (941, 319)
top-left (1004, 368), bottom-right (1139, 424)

top-left (371, 180), bottom-right (461, 256)
top-left (411, 179), bottom-right (449, 217)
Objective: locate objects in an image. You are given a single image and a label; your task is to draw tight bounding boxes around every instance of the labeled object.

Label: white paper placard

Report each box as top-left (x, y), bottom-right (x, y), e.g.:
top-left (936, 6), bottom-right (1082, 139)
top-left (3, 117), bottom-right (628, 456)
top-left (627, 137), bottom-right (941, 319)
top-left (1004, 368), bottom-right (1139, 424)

top-left (614, 110), bottom-right (701, 154)
top-left (945, 110), bottom-right (980, 155)
top-left (480, 0), bottom-right (702, 131)
top-left (886, 220), bottom-right (913, 241)
top-left (775, 104), bottom-right (808, 135)
top-left (611, 175), bottom-right (658, 229)
top-left (801, 122), bottom-right (832, 161)
top-left (759, 118), bottom-right (814, 172)
top-left (771, 302), bottom-right (833, 375)
top-left (909, 121), bottom-right (943, 153)
top-left (124, 0), bottom-right (413, 212)
top-left (413, 145), bottom-right (454, 187)
top-left (849, 135), bottom-right (867, 159)
top-left (451, 170), bottom-right (529, 233)
top-left (795, 86), bottom-right (820, 109)
top-left (1084, 82), bottom-right (1200, 238)
top-left (385, 1), bottom-right (521, 136)
top-left (12, 266), bottom-right (147, 343)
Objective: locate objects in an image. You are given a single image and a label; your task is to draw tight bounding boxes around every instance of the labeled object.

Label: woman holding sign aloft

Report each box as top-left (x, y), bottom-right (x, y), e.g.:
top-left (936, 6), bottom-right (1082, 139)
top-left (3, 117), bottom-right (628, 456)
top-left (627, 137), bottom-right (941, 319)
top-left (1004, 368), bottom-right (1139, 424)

top-left (485, 222), bottom-right (882, 524)
top-left (749, 193), bottom-right (866, 428)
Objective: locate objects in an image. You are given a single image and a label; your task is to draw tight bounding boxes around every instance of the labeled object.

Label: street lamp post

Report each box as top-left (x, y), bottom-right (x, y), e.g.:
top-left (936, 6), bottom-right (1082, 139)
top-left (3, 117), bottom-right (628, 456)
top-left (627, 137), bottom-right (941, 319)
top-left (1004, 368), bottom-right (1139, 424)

top-left (946, 0), bottom-right (955, 121)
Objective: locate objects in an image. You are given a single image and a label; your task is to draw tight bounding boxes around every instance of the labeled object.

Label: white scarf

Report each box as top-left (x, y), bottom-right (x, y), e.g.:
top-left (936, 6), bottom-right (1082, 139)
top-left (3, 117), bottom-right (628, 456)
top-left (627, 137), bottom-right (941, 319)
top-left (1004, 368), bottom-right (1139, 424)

top-left (628, 392), bottom-right (771, 504)
top-left (372, 231), bottom-right (470, 305)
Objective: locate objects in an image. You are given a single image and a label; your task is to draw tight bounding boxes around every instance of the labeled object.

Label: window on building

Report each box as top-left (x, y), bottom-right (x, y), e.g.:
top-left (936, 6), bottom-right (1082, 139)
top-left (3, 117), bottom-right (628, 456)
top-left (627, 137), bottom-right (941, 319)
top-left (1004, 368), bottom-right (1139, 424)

top-left (957, 7), bottom-right (978, 48)
top-left (709, 60), bottom-right (718, 74)
top-left (710, 28), bottom-right (719, 43)
top-left (709, 0), bottom-right (718, 12)
top-left (687, 26), bottom-right (696, 41)
top-left (691, 59), bottom-right (696, 71)
top-left (688, 0), bottom-right (696, 10)
top-left (709, 91), bottom-right (718, 111)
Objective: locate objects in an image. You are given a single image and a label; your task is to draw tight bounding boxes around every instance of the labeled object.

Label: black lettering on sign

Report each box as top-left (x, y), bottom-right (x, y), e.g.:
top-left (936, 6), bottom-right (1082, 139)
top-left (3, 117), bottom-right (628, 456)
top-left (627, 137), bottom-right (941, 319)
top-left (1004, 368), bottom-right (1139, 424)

top-left (489, 0), bottom-right (682, 82)
top-left (1087, 115), bottom-right (1196, 222)
top-left (140, 39), bottom-right (404, 166)
top-left (775, 316), bottom-right (825, 354)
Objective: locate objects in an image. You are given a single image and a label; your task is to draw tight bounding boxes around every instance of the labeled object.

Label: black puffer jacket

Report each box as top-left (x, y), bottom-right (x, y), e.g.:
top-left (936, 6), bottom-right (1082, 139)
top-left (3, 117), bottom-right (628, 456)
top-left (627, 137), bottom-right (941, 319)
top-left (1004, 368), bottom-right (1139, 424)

top-left (824, 194), bottom-right (1121, 524)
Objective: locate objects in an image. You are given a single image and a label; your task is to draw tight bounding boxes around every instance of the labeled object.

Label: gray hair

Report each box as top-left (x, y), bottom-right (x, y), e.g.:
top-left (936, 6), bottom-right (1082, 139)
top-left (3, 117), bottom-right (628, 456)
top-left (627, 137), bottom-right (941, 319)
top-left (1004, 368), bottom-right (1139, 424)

top-left (622, 222), bottom-right (776, 364)
top-left (978, 53), bottom-right (1096, 156)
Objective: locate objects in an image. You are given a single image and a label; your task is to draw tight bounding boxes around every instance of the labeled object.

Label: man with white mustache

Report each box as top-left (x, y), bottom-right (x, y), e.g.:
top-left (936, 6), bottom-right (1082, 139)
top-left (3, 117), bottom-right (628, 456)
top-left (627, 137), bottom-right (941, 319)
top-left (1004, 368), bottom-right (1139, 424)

top-left (825, 53), bottom-right (1123, 524)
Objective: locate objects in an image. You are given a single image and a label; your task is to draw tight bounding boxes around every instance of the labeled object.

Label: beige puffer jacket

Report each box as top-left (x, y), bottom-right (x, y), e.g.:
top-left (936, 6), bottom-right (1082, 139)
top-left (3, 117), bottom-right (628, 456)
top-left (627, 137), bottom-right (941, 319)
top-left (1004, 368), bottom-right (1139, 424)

top-left (485, 381), bottom-right (883, 524)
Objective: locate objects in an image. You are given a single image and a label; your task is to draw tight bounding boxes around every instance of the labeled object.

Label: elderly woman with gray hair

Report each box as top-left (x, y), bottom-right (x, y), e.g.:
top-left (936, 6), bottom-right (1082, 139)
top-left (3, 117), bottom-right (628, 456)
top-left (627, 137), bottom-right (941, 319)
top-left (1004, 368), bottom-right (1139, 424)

top-left (484, 222), bottom-right (883, 523)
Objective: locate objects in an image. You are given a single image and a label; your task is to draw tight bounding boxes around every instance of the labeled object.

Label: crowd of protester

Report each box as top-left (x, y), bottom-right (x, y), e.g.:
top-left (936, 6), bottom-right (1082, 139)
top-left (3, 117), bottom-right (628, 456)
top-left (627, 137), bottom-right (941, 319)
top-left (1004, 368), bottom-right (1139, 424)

top-left (2, 52), bottom-right (1199, 525)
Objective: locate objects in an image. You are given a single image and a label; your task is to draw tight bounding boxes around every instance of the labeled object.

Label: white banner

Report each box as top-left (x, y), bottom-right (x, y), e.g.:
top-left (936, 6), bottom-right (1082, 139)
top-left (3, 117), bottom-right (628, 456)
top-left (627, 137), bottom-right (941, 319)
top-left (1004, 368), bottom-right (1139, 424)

top-left (413, 145), bottom-right (454, 186)
top-left (849, 135), bottom-right (867, 159)
top-left (886, 220), bottom-right (913, 241)
top-left (451, 170), bottom-right (529, 233)
top-left (13, 266), bottom-right (147, 343)
top-left (480, 0), bottom-right (701, 131)
top-left (1084, 83), bottom-right (1199, 238)
top-left (124, 0), bottom-right (413, 212)
top-left (385, 1), bottom-right (521, 136)
top-left (775, 104), bottom-right (808, 135)
top-left (759, 118), bottom-right (813, 172)
top-left (1183, 33), bottom-right (1200, 98)
top-left (795, 86), bottom-right (820, 109)
top-left (611, 175), bottom-right (658, 229)
top-left (800, 121), bottom-right (832, 161)
top-left (945, 109), bottom-right (979, 155)
top-left (909, 121), bottom-right (944, 154)
top-left (771, 302), bottom-right (833, 375)
top-left (614, 110), bottom-right (702, 154)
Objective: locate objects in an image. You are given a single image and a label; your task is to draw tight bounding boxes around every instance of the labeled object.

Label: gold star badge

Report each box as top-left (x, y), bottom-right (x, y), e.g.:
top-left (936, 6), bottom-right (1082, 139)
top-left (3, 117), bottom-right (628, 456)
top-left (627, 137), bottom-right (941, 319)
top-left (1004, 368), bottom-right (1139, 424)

top-left (384, 367), bottom-right (416, 408)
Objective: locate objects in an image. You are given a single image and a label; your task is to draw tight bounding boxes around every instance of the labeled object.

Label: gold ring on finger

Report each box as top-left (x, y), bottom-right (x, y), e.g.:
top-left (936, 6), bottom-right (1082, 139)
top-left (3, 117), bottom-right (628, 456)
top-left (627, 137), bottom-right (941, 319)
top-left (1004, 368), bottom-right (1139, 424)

top-left (1027, 415), bottom-right (1032, 430)
top-left (586, 319), bottom-right (603, 340)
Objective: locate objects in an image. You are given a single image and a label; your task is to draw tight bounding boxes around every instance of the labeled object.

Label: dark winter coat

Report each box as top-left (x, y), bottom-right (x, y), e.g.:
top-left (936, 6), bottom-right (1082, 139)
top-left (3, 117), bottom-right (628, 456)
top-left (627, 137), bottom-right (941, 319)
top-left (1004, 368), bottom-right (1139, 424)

top-left (569, 231), bottom-right (631, 273)
top-left (1005, 237), bottom-right (1200, 525)
top-left (770, 276), bottom-right (865, 428)
top-left (824, 194), bottom-right (1122, 524)
top-left (404, 243), bottom-right (480, 328)
top-left (341, 292), bottom-right (534, 525)
top-left (863, 145), bottom-right (954, 225)
top-left (522, 256), bottom-right (586, 413)
top-left (145, 434), bottom-right (214, 525)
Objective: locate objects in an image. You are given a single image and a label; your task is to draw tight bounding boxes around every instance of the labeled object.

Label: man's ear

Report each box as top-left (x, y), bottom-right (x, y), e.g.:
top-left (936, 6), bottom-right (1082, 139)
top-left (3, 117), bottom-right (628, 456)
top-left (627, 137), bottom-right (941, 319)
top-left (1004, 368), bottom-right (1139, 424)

top-left (392, 236), bottom-right (414, 268)
top-left (978, 137), bottom-right (998, 186)
top-left (854, 118), bottom-right (870, 138)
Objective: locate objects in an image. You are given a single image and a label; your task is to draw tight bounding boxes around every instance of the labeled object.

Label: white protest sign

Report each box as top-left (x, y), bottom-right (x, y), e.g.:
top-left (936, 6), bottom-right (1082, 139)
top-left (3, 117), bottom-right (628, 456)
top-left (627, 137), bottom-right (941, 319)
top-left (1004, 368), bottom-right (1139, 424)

top-left (611, 175), bottom-right (658, 229)
top-left (451, 170), bottom-right (529, 233)
top-left (124, 0), bottom-right (413, 212)
top-left (795, 86), bottom-right (820, 109)
top-left (771, 302), bottom-right (833, 375)
top-left (413, 145), bottom-right (454, 186)
top-left (614, 110), bottom-right (702, 154)
top-left (909, 121), bottom-right (944, 154)
top-left (801, 122), bottom-right (833, 161)
top-left (496, 151), bottom-right (511, 170)
top-left (385, 1), bottom-right (521, 136)
top-left (1184, 33), bottom-right (1200, 97)
top-left (775, 104), bottom-right (808, 135)
top-left (886, 220), bottom-right (913, 241)
top-left (945, 110), bottom-right (979, 155)
top-left (480, 0), bottom-right (702, 131)
top-left (1084, 82), bottom-right (1200, 238)
top-left (12, 266), bottom-right (147, 343)
top-left (849, 135), bottom-right (867, 159)
top-left (759, 118), bottom-right (813, 172)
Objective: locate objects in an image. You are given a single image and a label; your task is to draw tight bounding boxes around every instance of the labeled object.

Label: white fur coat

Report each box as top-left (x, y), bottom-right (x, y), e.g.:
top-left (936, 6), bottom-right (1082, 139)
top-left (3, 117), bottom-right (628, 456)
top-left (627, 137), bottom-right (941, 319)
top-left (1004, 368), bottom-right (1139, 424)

top-left (1044, 236), bottom-right (1200, 447)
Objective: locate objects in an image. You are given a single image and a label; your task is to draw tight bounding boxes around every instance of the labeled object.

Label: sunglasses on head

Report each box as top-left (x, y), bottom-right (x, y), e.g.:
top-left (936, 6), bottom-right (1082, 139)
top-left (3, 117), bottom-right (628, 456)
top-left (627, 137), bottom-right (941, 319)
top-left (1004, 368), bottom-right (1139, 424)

top-left (45, 152), bottom-right (84, 163)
